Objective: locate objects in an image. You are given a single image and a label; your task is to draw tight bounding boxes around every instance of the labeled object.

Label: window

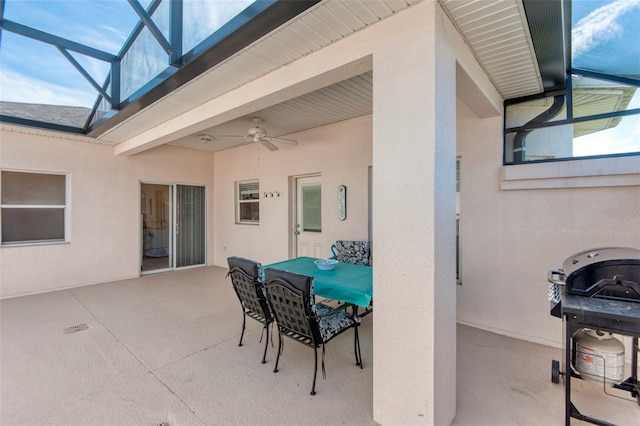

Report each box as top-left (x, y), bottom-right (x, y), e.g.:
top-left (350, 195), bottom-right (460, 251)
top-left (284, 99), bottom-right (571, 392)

top-left (301, 184), bottom-right (321, 232)
top-left (237, 180), bottom-right (259, 224)
top-left (503, 1), bottom-right (640, 164)
top-left (504, 83), bottom-right (640, 164)
top-left (1, 170), bottom-right (67, 245)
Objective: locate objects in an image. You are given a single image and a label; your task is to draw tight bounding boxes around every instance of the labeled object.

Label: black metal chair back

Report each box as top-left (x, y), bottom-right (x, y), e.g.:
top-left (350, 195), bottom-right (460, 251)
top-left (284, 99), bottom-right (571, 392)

top-left (264, 268), bottom-right (318, 344)
top-left (226, 256), bottom-right (273, 364)
top-left (264, 268), bottom-right (362, 395)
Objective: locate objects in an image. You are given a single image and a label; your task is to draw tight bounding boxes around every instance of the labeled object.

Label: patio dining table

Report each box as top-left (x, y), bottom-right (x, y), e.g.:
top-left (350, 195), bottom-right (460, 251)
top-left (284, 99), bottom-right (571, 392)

top-left (263, 256), bottom-right (373, 308)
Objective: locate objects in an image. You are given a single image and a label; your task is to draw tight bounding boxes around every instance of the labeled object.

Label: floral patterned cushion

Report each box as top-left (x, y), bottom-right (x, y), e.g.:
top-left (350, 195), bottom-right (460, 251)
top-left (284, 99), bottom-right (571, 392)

top-left (315, 303), bottom-right (361, 342)
top-left (332, 240), bottom-right (371, 266)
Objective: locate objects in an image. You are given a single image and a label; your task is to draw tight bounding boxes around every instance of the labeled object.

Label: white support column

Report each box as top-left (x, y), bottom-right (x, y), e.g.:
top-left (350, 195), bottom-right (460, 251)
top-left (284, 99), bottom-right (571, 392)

top-left (372, 2), bottom-right (457, 424)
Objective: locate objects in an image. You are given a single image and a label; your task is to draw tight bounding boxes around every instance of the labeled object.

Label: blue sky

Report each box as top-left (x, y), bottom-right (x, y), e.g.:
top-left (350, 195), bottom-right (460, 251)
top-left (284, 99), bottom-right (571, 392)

top-left (0, 0), bottom-right (252, 107)
top-left (571, 0), bottom-right (640, 156)
top-left (0, 0), bottom-right (139, 106)
top-left (572, 0), bottom-right (640, 75)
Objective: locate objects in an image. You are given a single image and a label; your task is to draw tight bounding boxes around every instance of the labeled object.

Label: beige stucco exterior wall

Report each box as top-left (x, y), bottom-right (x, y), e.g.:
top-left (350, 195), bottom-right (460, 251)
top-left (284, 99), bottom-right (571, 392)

top-left (455, 99), bottom-right (640, 349)
top-left (212, 115), bottom-right (372, 265)
top-left (0, 131), bottom-right (214, 298)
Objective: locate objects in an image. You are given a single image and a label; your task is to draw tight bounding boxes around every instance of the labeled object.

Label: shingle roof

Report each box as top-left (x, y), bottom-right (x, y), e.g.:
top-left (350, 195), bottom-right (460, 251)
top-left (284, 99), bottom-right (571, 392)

top-left (0, 102), bottom-right (90, 129)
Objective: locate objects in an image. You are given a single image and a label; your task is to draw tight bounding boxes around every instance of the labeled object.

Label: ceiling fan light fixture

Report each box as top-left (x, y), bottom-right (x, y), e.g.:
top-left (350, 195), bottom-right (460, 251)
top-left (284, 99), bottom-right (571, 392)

top-left (198, 134), bottom-right (214, 143)
top-left (207, 116), bottom-right (297, 151)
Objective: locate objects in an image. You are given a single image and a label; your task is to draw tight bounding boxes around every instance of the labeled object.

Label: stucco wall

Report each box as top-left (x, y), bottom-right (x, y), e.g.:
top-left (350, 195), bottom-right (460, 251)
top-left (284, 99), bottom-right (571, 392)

top-left (212, 115), bottom-right (372, 266)
top-left (455, 99), bottom-right (640, 348)
top-left (0, 131), bottom-right (214, 298)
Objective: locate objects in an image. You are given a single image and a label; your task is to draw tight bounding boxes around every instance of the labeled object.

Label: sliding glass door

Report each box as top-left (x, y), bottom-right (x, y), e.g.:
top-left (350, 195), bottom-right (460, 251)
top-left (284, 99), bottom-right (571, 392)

top-left (141, 183), bottom-right (172, 272)
top-left (175, 185), bottom-right (205, 268)
top-left (141, 183), bottom-right (205, 273)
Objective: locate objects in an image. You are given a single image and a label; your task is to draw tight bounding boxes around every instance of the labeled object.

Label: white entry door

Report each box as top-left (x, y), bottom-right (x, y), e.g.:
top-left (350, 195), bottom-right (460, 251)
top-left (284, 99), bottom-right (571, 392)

top-left (295, 175), bottom-right (323, 258)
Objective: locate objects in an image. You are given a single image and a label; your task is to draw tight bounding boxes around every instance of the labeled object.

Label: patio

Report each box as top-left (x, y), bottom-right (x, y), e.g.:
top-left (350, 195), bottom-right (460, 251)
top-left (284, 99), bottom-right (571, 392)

top-left (1, 265), bottom-right (637, 425)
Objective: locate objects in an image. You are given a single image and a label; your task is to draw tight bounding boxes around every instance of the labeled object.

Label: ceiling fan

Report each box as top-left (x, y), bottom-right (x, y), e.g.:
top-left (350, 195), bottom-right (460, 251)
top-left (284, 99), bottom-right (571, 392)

top-left (216, 117), bottom-right (298, 151)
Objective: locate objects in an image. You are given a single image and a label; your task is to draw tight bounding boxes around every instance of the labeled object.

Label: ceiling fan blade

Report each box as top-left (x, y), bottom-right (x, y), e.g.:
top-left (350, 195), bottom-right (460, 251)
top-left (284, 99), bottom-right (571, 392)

top-left (269, 137), bottom-right (298, 145)
top-left (260, 138), bottom-right (279, 151)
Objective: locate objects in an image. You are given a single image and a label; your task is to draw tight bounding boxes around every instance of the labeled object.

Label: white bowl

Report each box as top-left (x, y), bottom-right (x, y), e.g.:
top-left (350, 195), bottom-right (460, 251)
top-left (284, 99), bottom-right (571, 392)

top-left (314, 259), bottom-right (339, 270)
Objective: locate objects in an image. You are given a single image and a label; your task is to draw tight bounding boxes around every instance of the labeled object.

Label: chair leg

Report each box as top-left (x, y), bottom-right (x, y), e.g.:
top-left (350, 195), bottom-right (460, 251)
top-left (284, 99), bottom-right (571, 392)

top-left (311, 346), bottom-right (318, 395)
top-left (273, 331), bottom-right (283, 373)
top-left (354, 326), bottom-right (362, 369)
top-left (353, 325), bottom-right (358, 365)
top-left (238, 313), bottom-right (246, 347)
top-left (261, 324), bottom-right (269, 364)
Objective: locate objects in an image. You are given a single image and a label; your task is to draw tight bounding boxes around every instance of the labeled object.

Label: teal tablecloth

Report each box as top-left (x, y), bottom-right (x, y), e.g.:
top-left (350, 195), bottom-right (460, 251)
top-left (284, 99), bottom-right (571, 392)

top-left (263, 257), bottom-right (373, 307)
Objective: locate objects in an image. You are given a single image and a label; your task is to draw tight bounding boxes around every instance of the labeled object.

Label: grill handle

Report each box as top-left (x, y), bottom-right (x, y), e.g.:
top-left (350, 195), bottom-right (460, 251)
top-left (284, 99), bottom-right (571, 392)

top-left (548, 269), bottom-right (566, 286)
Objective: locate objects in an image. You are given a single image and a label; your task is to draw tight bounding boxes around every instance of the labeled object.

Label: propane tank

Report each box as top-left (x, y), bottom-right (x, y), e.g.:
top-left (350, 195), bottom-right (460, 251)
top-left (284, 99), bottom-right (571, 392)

top-left (574, 329), bottom-right (625, 386)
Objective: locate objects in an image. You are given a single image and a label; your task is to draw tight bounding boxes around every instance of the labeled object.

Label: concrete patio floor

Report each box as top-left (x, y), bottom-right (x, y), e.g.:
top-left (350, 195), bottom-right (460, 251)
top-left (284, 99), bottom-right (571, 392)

top-left (1, 265), bottom-right (638, 425)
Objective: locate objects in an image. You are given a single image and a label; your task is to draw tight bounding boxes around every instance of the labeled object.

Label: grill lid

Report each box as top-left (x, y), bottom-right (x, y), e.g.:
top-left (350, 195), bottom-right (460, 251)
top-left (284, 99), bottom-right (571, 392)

top-left (562, 247), bottom-right (640, 277)
top-left (560, 247), bottom-right (640, 300)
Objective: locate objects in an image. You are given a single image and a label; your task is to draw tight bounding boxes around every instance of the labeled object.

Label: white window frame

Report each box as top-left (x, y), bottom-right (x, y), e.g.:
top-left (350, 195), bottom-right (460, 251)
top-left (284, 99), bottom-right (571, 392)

top-left (1, 170), bottom-right (69, 246)
top-left (236, 180), bottom-right (260, 224)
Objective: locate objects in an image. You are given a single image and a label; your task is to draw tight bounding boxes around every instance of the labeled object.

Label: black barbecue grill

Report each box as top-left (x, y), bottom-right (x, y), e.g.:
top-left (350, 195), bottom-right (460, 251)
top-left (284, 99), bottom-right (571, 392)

top-left (547, 247), bottom-right (640, 425)
top-left (549, 247), bottom-right (640, 303)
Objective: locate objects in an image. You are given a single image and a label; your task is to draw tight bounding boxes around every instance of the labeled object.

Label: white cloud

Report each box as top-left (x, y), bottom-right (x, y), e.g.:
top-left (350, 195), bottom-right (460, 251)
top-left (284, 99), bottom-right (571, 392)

top-left (82, 24), bottom-right (129, 55)
top-left (183, 0), bottom-right (254, 51)
top-left (0, 67), bottom-right (97, 107)
top-left (572, 0), bottom-right (640, 59)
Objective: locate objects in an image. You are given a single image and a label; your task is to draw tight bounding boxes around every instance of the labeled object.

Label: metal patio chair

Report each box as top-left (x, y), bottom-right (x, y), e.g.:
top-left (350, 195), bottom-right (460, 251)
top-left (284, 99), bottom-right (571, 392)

top-left (264, 268), bottom-right (362, 395)
top-left (226, 256), bottom-right (274, 364)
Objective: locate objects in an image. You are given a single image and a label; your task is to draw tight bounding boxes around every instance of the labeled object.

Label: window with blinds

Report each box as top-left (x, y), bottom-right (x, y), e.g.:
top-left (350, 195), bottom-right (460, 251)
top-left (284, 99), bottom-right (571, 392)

top-left (1, 170), bottom-right (67, 245)
top-left (237, 180), bottom-right (259, 224)
top-left (301, 184), bottom-right (321, 232)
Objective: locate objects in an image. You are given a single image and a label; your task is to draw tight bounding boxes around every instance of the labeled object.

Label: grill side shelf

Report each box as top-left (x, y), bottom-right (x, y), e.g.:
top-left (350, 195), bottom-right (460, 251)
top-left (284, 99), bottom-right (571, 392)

top-left (561, 294), bottom-right (640, 335)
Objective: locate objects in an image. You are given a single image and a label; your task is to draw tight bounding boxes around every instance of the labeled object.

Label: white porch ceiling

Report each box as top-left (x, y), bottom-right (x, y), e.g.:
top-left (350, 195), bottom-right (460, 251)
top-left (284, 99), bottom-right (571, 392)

top-left (97, 0), bottom-right (542, 153)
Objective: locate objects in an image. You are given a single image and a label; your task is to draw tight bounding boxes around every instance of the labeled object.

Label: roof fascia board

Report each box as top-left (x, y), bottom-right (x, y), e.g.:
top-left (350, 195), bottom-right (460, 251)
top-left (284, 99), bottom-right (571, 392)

top-left (520, 0), bottom-right (565, 93)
